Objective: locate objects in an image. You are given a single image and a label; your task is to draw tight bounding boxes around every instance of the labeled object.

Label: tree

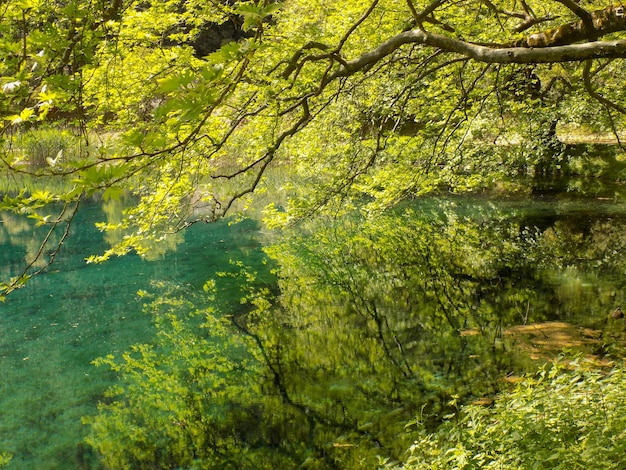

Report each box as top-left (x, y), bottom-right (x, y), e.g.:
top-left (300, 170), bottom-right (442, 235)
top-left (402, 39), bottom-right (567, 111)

top-left (2, 1), bottom-right (626, 297)
top-left (84, 195), bottom-right (626, 468)
top-left (4, 2), bottom-right (626, 467)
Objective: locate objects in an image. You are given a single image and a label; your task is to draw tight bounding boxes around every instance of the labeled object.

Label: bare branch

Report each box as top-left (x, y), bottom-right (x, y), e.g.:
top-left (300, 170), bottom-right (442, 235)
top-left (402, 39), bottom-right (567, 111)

top-left (281, 42), bottom-right (331, 79)
top-left (513, 14), bottom-right (557, 34)
top-left (273, 4), bottom-right (626, 89)
top-left (414, 0), bottom-right (448, 28)
top-left (480, 0), bottom-right (555, 34)
top-left (406, 0), bottom-right (421, 24)
top-left (215, 98), bottom-right (313, 217)
top-left (481, 0), bottom-right (526, 20)
top-left (520, 0), bottom-right (536, 19)
top-left (1, 200), bottom-right (80, 299)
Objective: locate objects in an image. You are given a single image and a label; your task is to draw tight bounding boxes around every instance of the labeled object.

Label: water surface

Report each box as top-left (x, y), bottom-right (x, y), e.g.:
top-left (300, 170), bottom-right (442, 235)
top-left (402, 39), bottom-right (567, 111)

top-left (2, 179), bottom-right (626, 468)
top-left (0, 199), bottom-right (266, 468)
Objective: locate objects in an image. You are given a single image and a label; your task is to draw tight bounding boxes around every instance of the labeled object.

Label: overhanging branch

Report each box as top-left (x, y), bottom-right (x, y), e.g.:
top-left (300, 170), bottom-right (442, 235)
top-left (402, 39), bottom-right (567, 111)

top-left (583, 60), bottom-right (626, 115)
top-left (510, 4), bottom-right (626, 47)
top-left (332, 29), bottom-right (626, 80)
top-left (316, 3), bottom-right (626, 80)
top-left (553, 0), bottom-right (594, 30)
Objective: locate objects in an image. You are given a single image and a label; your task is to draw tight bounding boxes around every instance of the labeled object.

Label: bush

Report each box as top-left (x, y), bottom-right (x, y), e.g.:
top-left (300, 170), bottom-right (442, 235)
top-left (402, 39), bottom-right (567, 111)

top-left (386, 359), bottom-right (626, 470)
top-left (7, 127), bottom-right (81, 168)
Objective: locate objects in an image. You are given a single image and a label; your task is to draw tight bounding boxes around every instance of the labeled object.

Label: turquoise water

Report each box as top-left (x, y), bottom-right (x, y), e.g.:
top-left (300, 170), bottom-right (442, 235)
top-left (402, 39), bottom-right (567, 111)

top-left (3, 179), bottom-right (626, 468)
top-left (0, 199), bottom-right (267, 469)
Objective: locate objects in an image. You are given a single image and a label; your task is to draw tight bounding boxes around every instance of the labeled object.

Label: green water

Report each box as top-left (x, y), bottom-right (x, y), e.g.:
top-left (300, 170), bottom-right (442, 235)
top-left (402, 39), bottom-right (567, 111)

top-left (3, 179), bottom-right (626, 468)
top-left (0, 199), bottom-right (267, 469)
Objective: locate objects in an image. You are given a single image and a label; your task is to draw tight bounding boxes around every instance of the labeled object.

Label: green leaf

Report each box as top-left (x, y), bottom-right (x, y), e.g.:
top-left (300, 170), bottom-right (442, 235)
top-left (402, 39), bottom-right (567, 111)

top-left (157, 71), bottom-right (194, 94)
top-left (102, 186), bottom-right (125, 202)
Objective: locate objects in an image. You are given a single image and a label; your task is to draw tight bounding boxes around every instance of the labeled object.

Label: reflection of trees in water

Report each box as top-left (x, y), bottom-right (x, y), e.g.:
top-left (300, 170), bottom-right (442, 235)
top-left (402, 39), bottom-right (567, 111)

top-left (88, 198), bottom-right (626, 468)
top-left (100, 197), bottom-right (184, 261)
top-left (0, 212), bottom-right (61, 275)
top-left (243, 206), bottom-right (527, 465)
top-left (529, 212), bottom-right (626, 325)
top-left (0, 197), bottom-right (187, 286)
top-left (251, 202), bottom-right (626, 465)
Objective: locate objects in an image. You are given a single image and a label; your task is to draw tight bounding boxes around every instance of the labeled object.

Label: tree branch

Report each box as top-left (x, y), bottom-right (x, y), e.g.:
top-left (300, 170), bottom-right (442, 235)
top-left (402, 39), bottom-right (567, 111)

top-left (336, 0), bottom-right (379, 52)
top-left (215, 98), bottom-right (313, 217)
top-left (281, 42), bottom-right (331, 79)
top-left (582, 59), bottom-right (626, 115)
top-left (513, 14), bottom-right (557, 34)
top-left (480, 0), bottom-right (557, 34)
top-left (332, 29), bottom-right (626, 81)
top-left (511, 4), bottom-right (626, 47)
top-left (414, 0), bottom-right (447, 28)
top-left (553, 0), bottom-right (594, 30)
top-left (1, 200), bottom-right (80, 299)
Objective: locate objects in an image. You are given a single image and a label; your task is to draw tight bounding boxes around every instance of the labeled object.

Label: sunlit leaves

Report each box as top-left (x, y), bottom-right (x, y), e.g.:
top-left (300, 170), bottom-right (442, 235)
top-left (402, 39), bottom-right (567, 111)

top-left (389, 360), bottom-right (626, 470)
top-left (72, 163), bottom-right (128, 196)
top-left (100, 185), bottom-right (124, 203)
top-left (2, 1), bottom-right (626, 464)
top-left (0, 189), bottom-right (57, 215)
top-left (156, 70), bottom-right (200, 95)
top-left (207, 41), bottom-right (247, 63)
top-left (236, 1), bottom-right (282, 32)
top-left (0, 274), bottom-right (30, 302)
top-left (0, 0), bottom-right (116, 130)
top-left (8, 107), bottom-right (35, 125)
top-left (5, 0), bottom-right (619, 265)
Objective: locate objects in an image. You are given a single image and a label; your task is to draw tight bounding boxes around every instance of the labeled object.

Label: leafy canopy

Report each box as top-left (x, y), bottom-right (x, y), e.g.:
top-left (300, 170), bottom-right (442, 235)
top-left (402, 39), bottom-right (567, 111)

top-left (2, 1), bottom-right (626, 294)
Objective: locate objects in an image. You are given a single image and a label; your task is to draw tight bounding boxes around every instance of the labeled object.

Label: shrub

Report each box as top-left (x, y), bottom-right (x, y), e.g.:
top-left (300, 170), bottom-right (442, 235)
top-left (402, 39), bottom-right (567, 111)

top-left (386, 359), bottom-right (626, 470)
top-left (7, 127), bottom-right (82, 168)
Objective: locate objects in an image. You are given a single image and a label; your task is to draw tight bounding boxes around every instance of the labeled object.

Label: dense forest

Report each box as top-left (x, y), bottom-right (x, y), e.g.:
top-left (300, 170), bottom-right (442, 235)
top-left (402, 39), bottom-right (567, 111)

top-left (3, 0), bottom-right (626, 468)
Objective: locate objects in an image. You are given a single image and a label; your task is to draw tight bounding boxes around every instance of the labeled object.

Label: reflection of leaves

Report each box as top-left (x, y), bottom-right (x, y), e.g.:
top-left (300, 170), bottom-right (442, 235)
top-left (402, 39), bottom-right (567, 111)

top-left (85, 198), bottom-right (626, 468)
top-left (257, 201), bottom-right (626, 465)
top-left (538, 218), bottom-right (626, 274)
top-left (530, 216), bottom-right (626, 328)
top-left (256, 204), bottom-right (546, 464)
top-left (85, 283), bottom-right (266, 469)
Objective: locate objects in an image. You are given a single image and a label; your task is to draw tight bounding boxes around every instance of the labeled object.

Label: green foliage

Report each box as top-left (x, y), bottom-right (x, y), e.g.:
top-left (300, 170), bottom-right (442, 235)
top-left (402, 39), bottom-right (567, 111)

top-left (0, 453), bottom-right (11, 468)
top-left (236, 2), bottom-right (282, 33)
top-left (4, 126), bottom-right (83, 168)
top-left (3, 0), bottom-right (626, 467)
top-left (2, 0), bottom-right (625, 264)
top-left (386, 359), bottom-right (626, 470)
top-left (249, 203), bottom-right (547, 465)
top-left (84, 198), bottom-right (626, 468)
top-left (84, 282), bottom-right (269, 469)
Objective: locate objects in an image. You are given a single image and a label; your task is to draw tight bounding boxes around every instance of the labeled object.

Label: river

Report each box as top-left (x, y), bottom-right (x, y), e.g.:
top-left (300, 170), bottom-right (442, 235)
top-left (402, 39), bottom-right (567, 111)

top-left (1, 178), bottom-right (626, 468)
top-left (0, 197), bottom-right (268, 468)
